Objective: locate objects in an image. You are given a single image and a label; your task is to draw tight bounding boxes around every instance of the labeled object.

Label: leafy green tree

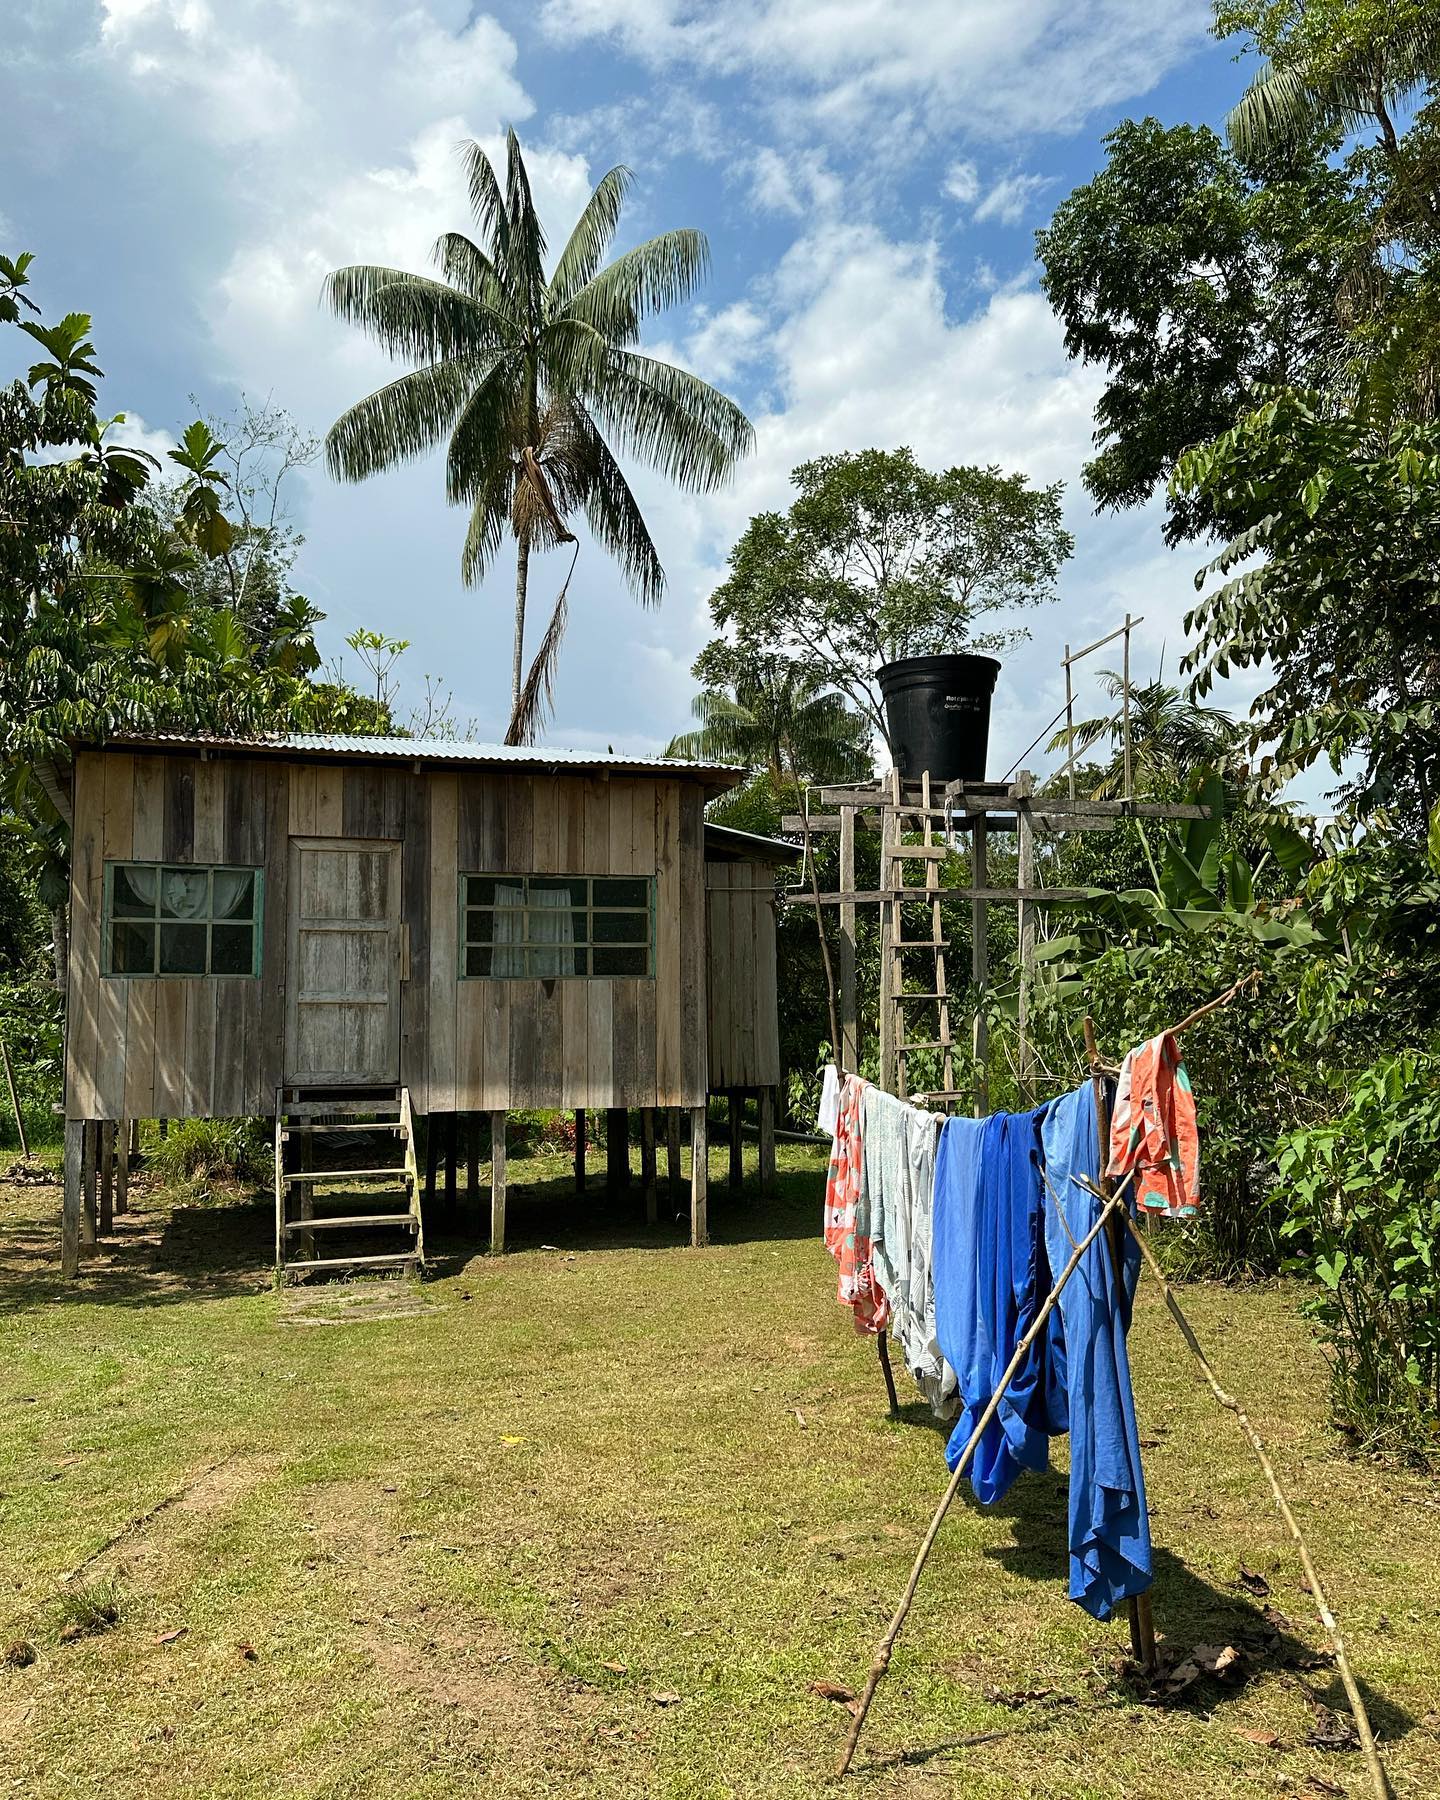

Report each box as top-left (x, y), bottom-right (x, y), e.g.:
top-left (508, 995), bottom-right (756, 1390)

top-left (322, 130), bottom-right (753, 742)
top-left (1037, 117), bottom-right (1361, 541)
top-left (1175, 387), bottom-right (1440, 830)
top-left (707, 449), bottom-right (1071, 746)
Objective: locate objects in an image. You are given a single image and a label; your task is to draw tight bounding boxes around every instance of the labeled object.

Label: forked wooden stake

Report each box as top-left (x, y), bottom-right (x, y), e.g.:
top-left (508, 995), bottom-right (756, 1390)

top-left (1092, 1182), bottom-right (1394, 1800)
top-left (835, 1187), bottom-right (1126, 1777)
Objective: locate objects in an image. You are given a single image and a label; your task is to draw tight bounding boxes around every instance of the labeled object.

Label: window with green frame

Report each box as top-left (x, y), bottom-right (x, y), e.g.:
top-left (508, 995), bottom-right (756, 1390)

top-left (104, 862), bottom-right (263, 977)
top-left (460, 874), bottom-right (655, 978)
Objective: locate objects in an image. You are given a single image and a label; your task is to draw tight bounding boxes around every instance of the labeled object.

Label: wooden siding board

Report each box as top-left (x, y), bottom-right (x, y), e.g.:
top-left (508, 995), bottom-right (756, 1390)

top-left (560, 980), bottom-right (588, 1109)
top-left (534, 979), bottom-right (564, 1106)
top-left (96, 754), bottom-right (135, 1116)
top-left (65, 755), bottom-right (103, 1118)
top-left (288, 763), bottom-right (317, 837)
top-left (655, 784), bottom-right (681, 1107)
top-left (123, 983), bottom-right (157, 1120)
top-left (585, 981), bottom-right (613, 1108)
top-left (399, 772), bottom-right (430, 1112)
top-left (192, 759), bottom-right (224, 862)
top-left (152, 980), bottom-right (186, 1117)
top-left (581, 779), bottom-right (609, 875)
top-left (314, 761), bottom-right (344, 836)
top-left (507, 979), bottom-right (539, 1108)
top-left (184, 981), bottom-right (217, 1116)
top-left (163, 758), bottom-right (197, 861)
top-left (131, 755), bottom-right (166, 860)
top-left (678, 784), bottom-right (706, 1104)
top-left (481, 980), bottom-right (510, 1111)
top-left (257, 763), bottom-right (290, 1107)
top-left (427, 774), bottom-right (458, 1111)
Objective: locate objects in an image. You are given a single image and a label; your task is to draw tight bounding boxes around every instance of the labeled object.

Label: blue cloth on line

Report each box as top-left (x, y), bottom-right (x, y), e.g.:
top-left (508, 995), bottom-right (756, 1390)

top-left (933, 1108), bottom-right (1063, 1505)
top-left (1041, 1083), bottom-right (1153, 1622)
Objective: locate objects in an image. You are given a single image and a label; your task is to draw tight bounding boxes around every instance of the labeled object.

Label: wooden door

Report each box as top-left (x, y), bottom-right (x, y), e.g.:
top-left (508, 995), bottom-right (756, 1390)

top-left (286, 838), bottom-right (401, 1085)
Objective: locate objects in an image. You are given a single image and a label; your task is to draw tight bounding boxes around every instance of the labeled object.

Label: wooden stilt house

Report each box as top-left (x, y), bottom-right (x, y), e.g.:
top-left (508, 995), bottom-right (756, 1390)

top-left (51, 735), bottom-right (797, 1279)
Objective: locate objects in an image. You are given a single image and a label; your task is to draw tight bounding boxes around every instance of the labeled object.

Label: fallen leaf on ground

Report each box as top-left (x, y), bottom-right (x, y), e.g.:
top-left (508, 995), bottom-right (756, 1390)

top-left (983, 1684), bottom-right (1072, 1710)
top-left (793, 1410), bottom-right (806, 1428)
top-left (1302, 1777), bottom-right (1347, 1797)
top-left (498, 1435), bottom-right (526, 1446)
top-left (1238, 1727), bottom-right (1282, 1748)
top-left (648, 1690), bottom-right (683, 1706)
top-left (808, 1680), bottom-right (856, 1704)
top-left (155, 1628), bottom-right (187, 1646)
top-left (1237, 1561), bottom-right (1272, 1597)
top-left (2, 1640), bottom-right (36, 1668)
top-left (602, 1660), bottom-right (628, 1675)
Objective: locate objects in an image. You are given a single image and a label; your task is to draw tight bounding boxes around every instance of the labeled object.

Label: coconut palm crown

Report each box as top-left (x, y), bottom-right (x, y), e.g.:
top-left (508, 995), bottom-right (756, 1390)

top-left (322, 131), bottom-right (754, 743)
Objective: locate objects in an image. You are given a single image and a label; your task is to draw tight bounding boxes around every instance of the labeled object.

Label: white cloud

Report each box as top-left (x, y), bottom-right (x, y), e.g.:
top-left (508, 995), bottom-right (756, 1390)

top-left (973, 171), bottom-right (1053, 226)
top-left (538, 0), bottom-right (1212, 142)
top-left (943, 160), bottom-right (980, 205)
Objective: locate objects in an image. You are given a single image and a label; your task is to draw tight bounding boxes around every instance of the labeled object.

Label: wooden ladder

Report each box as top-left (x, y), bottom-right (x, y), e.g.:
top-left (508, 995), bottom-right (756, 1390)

top-left (273, 1085), bottom-right (424, 1281)
top-left (882, 770), bottom-right (956, 1104)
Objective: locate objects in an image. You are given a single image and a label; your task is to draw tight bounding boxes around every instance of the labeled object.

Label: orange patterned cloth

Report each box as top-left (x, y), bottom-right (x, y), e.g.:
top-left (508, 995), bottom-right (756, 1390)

top-left (823, 1073), bottom-right (889, 1335)
top-left (1107, 1032), bottom-right (1200, 1218)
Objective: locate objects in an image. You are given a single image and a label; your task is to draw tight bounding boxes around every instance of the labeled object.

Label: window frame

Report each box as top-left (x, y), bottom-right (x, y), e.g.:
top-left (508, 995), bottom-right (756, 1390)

top-left (101, 860), bottom-right (265, 980)
top-left (457, 872), bottom-right (657, 981)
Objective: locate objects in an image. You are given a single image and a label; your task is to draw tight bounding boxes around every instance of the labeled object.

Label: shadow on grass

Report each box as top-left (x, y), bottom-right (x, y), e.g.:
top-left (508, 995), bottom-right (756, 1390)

top-left (0, 1153), bottom-right (827, 1309)
top-left (982, 1467), bottom-right (1416, 1744)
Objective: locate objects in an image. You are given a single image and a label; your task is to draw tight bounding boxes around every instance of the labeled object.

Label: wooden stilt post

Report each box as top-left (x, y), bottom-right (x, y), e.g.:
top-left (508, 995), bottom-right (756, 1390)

top-left (1, 1036), bottom-right (28, 1159)
top-left (444, 1112), bottom-right (458, 1214)
top-left (424, 1112), bottom-right (439, 1209)
top-left (728, 1091), bottom-right (744, 1193)
top-left (606, 1107), bottom-right (629, 1191)
top-left (489, 1110), bottom-right (506, 1254)
top-left (299, 1129), bottom-right (314, 1261)
top-left (666, 1108), bottom-right (682, 1205)
top-left (114, 1119), bottom-right (129, 1216)
top-left (641, 1109), bottom-right (657, 1224)
top-left (838, 802), bottom-right (858, 1072)
top-left (98, 1120), bottom-right (114, 1236)
top-left (80, 1120), bottom-right (97, 1246)
top-left (128, 1117), bottom-right (141, 1163)
top-left (62, 1117), bottom-right (83, 1278)
top-left (689, 1106), bottom-right (708, 1247)
top-left (758, 1088), bottom-right (777, 1196)
top-left (574, 1108), bottom-right (587, 1192)
top-left (466, 1113), bottom-right (479, 1206)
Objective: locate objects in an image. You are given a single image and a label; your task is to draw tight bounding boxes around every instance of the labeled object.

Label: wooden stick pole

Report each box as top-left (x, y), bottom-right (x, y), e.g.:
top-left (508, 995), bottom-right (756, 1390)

top-left (1122, 613), bottom-right (1133, 800)
top-left (1, 1037), bottom-right (28, 1159)
top-left (836, 1188), bottom-right (1126, 1778)
top-left (1110, 1195), bottom-right (1393, 1800)
top-left (1083, 1015), bottom-right (1157, 1672)
top-left (876, 1333), bottom-right (900, 1418)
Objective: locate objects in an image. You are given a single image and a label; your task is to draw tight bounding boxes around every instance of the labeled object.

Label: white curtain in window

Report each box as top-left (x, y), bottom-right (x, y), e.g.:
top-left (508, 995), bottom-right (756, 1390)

top-left (211, 870), bottom-right (253, 920)
top-left (160, 869), bottom-right (209, 919)
top-left (490, 882), bottom-right (529, 977)
top-left (122, 867), bottom-right (160, 909)
top-left (528, 886), bottom-right (579, 978)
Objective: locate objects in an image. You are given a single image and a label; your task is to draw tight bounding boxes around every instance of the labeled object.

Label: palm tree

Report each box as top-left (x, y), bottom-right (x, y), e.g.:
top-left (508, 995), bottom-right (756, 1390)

top-left (1048, 668), bottom-right (1244, 797)
top-left (322, 131), bottom-right (754, 743)
top-left (667, 648), bottom-right (874, 788)
top-left (1226, 12), bottom-right (1440, 165)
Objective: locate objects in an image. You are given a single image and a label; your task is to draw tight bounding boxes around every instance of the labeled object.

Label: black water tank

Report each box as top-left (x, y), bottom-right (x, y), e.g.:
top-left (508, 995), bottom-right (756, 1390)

top-left (877, 653), bottom-right (1002, 784)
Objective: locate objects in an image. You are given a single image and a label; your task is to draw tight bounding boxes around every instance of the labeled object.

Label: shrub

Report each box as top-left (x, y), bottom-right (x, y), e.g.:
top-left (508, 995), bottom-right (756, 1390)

top-left (1273, 1049), bottom-right (1440, 1460)
top-left (147, 1117), bottom-right (271, 1185)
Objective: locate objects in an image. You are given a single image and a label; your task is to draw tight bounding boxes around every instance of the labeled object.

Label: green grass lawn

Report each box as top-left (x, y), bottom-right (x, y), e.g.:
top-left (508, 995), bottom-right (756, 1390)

top-left (2, 1141), bottom-right (1439, 1798)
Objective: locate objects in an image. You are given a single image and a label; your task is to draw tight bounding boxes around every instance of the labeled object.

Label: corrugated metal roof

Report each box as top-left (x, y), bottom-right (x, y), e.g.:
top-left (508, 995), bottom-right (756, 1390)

top-left (703, 822), bottom-right (802, 863)
top-left (94, 732), bottom-right (746, 790)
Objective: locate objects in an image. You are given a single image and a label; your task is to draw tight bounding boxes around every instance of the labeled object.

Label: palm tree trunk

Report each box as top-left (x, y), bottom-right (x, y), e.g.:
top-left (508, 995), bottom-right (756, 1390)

top-left (511, 531), bottom-right (531, 714)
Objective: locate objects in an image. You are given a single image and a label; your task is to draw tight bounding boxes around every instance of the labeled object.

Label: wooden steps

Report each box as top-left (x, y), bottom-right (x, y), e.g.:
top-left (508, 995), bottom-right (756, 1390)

top-left (274, 1085), bottom-right (424, 1283)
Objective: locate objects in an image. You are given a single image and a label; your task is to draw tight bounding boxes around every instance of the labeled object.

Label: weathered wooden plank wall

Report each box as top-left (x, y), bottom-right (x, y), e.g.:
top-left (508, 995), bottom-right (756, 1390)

top-left (66, 750), bottom-right (712, 1119)
top-left (705, 860), bottom-right (782, 1090)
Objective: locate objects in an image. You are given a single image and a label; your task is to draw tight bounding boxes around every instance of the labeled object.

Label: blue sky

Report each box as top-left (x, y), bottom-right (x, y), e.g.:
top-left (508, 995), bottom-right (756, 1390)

top-left (2, 2), bottom-right (1257, 778)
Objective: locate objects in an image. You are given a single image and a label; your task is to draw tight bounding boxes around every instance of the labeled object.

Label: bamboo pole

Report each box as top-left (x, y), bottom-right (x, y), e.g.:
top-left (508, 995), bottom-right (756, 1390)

top-left (835, 1187), bottom-right (1127, 1777)
top-left (1100, 1188), bottom-right (1393, 1800)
